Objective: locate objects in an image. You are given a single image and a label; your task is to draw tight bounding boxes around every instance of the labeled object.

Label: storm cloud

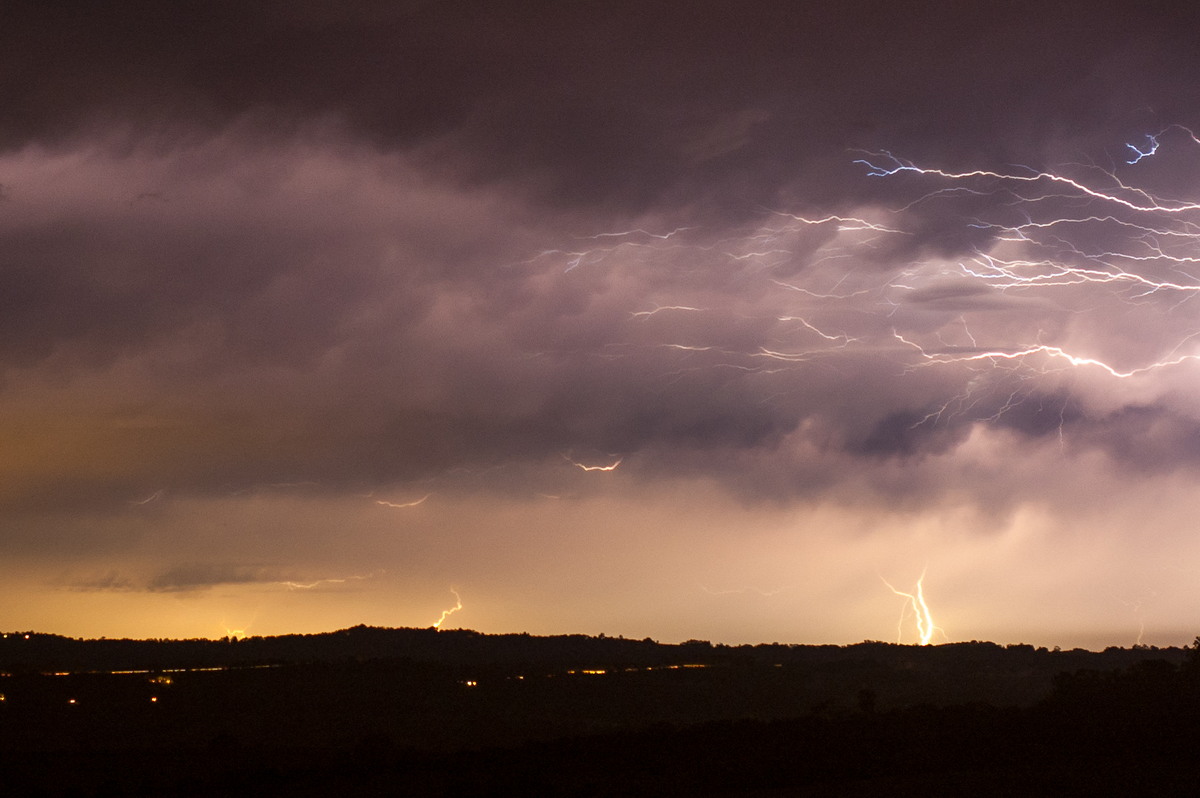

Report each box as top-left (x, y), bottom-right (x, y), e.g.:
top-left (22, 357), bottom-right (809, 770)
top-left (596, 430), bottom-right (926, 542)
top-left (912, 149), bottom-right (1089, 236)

top-left (5, 1), bottom-right (1200, 646)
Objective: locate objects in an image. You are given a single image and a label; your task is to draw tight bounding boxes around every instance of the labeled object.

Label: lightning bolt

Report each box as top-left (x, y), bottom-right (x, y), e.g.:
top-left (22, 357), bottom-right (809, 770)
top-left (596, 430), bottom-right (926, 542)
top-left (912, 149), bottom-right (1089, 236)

top-left (375, 494), bottom-right (430, 509)
top-left (631, 305), bottom-right (706, 319)
top-left (882, 571), bottom-right (942, 646)
top-left (515, 126), bottom-right (1200, 462)
top-left (275, 570), bottom-right (383, 590)
top-left (892, 331), bottom-right (1200, 379)
top-left (128, 489), bottom-right (164, 506)
top-left (844, 128), bottom-right (1200, 425)
top-left (216, 619), bottom-right (252, 640)
top-left (582, 226), bottom-right (698, 240)
top-left (1126, 134), bottom-right (1159, 165)
top-left (854, 148), bottom-right (1200, 213)
top-left (563, 454), bottom-right (623, 472)
top-left (432, 588), bottom-right (463, 629)
top-left (766, 211), bottom-right (907, 234)
top-left (1118, 589), bottom-right (1158, 647)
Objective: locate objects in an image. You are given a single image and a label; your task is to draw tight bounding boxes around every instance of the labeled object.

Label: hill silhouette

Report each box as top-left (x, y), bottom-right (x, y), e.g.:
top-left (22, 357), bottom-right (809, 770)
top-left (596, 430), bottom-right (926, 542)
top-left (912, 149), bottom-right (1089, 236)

top-left (1, 627), bottom-right (1196, 795)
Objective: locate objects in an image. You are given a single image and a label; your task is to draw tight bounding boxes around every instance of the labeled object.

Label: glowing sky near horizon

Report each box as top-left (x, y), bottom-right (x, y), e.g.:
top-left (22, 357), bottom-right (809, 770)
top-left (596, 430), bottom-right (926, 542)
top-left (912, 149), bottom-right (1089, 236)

top-left (4, 1), bottom-right (1200, 648)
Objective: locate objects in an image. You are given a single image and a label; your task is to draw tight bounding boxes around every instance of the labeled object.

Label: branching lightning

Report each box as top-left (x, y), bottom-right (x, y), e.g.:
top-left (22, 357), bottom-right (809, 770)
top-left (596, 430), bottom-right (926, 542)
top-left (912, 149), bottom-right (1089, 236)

top-left (520, 126), bottom-right (1200, 502)
top-left (892, 331), bottom-right (1200, 379)
top-left (766, 212), bottom-right (908, 235)
top-left (882, 571), bottom-right (942, 646)
top-left (848, 129), bottom-right (1200, 423)
top-left (218, 614), bottom-right (256, 639)
top-left (853, 148), bottom-right (1200, 213)
top-left (1126, 134), bottom-right (1160, 165)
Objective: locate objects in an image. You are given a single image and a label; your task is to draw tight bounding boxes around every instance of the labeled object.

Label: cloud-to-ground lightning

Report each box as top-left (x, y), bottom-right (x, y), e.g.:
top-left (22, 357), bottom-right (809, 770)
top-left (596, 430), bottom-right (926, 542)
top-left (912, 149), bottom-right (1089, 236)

top-left (432, 588), bottom-right (463, 630)
top-left (882, 572), bottom-right (942, 646)
top-left (499, 128), bottom-right (1200, 642)
top-left (218, 617), bottom-right (254, 640)
top-left (1117, 589), bottom-right (1159, 647)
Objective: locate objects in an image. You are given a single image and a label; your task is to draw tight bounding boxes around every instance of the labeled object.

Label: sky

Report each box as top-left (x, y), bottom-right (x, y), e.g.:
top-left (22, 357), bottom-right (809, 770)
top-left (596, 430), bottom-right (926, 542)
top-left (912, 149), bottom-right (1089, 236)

top-left (4, 1), bottom-right (1200, 648)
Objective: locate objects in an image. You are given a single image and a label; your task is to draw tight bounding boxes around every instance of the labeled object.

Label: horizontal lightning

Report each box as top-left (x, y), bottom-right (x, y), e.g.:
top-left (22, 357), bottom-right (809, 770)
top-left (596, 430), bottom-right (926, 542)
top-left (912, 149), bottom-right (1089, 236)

top-left (892, 332), bottom-right (1200, 379)
top-left (276, 571), bottom-right (383, 590)
top-left (376, 495), bottom-right (430, 509)
top-left (515, 128), bottom-right (1200, 450)
top-left (563, 454), bottom-right (623, 472)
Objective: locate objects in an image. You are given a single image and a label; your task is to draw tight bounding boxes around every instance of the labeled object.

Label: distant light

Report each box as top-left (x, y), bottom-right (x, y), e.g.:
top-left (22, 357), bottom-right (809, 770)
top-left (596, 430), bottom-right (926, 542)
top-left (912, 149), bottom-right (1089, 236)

top-left (150, 697), bottom-right (158, 703)
top-left (463, 680), bottom-right (478, 687)
top-left (68, 699), bottom-right (77, 705)
top-left (23, 634), bottom-right (29, 640)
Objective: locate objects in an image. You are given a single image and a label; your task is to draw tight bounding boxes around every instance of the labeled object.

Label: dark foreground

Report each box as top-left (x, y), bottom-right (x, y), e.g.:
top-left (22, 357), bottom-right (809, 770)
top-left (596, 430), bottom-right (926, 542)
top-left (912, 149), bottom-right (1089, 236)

top-left (2, 628), bottom-right (1197, 795)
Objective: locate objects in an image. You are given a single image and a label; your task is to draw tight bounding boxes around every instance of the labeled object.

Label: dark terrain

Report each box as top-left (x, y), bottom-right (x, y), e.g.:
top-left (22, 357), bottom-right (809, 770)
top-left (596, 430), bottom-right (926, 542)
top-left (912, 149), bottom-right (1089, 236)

top-left (1, 627), bottom-right (1196, 795)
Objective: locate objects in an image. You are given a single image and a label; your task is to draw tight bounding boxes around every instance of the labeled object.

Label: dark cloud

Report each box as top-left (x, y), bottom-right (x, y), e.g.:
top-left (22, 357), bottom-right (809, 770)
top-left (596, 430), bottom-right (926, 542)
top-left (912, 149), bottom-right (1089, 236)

top-left (5, 2), bottom-right (1200, 643)
top-left (3, 120), bottom-right (1200, 517)
top-left (1069, 404), bottom-right (1200, 473)
top-left (5, 2), bottom-right (1200, 215)
top-left (147, 563), bottom-right (277, 593)
top-left (65, 571), bottom-right (136, 593)
top-left (853, 410), bottom-right (970, 459)
top-left (61, 563), bottom-right (289, 594)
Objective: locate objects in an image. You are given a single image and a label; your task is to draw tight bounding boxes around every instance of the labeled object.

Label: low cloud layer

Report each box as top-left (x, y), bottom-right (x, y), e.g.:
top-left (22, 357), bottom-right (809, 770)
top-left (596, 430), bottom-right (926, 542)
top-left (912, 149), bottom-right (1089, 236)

top-left (6, 132), bottom-right (1200, 514)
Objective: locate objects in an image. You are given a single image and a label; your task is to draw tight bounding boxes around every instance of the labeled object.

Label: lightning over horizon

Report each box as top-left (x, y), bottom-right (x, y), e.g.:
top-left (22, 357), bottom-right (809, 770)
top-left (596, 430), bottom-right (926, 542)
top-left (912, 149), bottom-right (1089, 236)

top-left (432, 589), bottom-right (463, 630)
top-left (5, 2), bottom-right (1200, 650)
top-left (882, 572), bottom-right (942, 646)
